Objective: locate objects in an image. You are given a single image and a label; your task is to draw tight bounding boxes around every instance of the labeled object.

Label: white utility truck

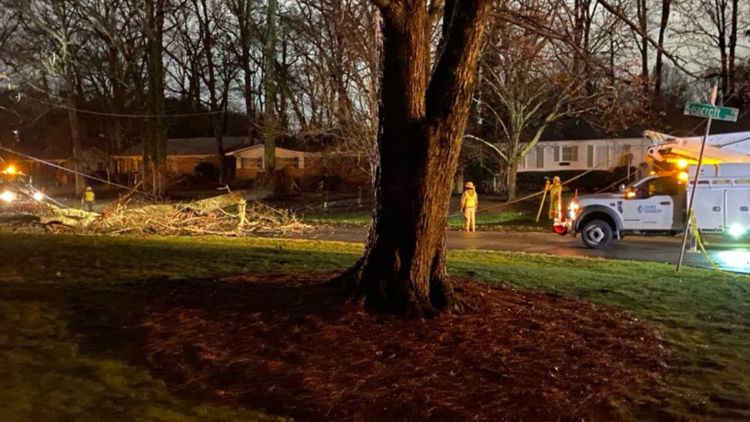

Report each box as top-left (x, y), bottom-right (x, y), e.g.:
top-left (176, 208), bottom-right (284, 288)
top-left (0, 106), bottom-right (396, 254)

top-left (566, 163), bottom-right (750, 249)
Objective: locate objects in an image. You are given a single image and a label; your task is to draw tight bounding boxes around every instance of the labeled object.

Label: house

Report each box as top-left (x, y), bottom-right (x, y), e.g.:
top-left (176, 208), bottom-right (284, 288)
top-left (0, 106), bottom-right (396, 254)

top-left (113, 137), bottom-right (372, 189)
top-left (113, 137), bottom-right (252, 178)
top-left (228, 144), bottom-right (315, 180)
top-left (518, 137), bottom-right (652, 173)
top-left (229, 145), bottom-right (371, 189)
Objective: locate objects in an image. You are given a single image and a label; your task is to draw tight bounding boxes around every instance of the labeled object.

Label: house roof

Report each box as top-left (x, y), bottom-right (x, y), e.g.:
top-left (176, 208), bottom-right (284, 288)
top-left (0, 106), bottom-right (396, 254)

top-left (537, 137), bottom-right (646, 143)
top-left (227, 144), bottom-right (319, 157)
top-left (116, 137), bottom-right (252, 157)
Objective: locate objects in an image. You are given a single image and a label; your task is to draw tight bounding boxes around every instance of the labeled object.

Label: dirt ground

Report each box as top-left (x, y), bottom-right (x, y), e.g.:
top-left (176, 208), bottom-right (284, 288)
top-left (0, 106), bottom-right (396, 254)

top-left (135, 274), bottom-right (667, 421)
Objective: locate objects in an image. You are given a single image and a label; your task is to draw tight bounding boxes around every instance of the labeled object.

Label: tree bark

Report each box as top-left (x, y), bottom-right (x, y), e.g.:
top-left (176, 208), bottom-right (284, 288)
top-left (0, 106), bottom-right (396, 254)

top-left (636, 0), bottom-right (649, 97)
top-left (338, 0), bottom-right (492, 315)
top-left (65, 92), bottom-right (84, 194)
top-left (653, 0), bottom-right (671, 100)
top-left (263, 0), bottom-right (278, 172)
top-left (728, 0), bottom-right (738, 103)
top-left (506, 161), bottom-right (518, 201)
top-left (195, 0), bottom-right (226, 183)
top-left (144, 0), bottom-right (167, 195)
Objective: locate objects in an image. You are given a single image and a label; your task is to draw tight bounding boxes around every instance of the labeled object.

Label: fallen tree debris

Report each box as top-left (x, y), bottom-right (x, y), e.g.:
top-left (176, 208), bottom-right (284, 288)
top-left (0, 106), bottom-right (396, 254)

top-left (35, 191), bottom-right (312, 236)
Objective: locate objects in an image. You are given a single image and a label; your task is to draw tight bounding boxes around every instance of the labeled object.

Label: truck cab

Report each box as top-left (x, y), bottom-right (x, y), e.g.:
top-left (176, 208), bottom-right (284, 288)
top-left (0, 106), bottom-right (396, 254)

top-left (568, 174), bottom-right (686, 249)
top-left (1, 165), bottom-right (43, 213)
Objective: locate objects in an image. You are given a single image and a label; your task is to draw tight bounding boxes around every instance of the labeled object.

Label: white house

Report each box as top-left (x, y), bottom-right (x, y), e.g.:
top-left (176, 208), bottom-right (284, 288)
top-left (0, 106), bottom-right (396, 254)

top-left (518, 138), bottom-right (651, 173)
top-left (227, 144), bottom-right (319, 179)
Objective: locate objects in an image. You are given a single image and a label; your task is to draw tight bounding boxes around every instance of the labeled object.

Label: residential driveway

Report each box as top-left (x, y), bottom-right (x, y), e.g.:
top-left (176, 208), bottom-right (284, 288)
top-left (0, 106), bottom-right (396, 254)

top-left (294, 227), bottom-right (750, 274)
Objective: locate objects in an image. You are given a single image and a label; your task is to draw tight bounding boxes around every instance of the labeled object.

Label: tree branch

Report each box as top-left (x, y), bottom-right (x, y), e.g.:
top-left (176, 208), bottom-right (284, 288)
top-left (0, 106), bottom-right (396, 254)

top-left (464, 134), bottom-right (508, 161)
top-left (595, 0), bottom-right (699, 78)
top-left (426, 0), bottom-right (492, 124)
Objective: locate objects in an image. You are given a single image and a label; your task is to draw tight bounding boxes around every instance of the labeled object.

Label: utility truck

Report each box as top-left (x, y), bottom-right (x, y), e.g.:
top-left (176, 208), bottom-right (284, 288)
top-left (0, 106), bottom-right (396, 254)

top-left (0, 164), bottom-right (45, 213)
top-left (565, 163), bottom-right (750, 249)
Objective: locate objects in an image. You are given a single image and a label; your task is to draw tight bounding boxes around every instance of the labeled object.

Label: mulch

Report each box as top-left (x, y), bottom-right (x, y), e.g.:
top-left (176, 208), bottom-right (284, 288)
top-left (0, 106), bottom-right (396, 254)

top-left (140, 274), bottom-right (667, 421)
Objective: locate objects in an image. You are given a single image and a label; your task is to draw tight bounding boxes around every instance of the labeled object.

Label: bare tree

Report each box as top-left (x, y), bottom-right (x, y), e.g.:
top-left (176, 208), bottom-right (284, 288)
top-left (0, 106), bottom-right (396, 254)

top-left (283, 0), bottom-right (379, 166)
top-left (653, 0), bottom-right (672, 100)
top-left (334, 0), bottom-right (493, 314)
top-left (467, 1), bottom-right (603, 199)
top-left (676, 0), bottom-right (746, 103)
top-left (142, 0), bottom-right (168, 194)
top-left (5, 0), bottom-right (87, 193)
top-left (263, 0), bottom-right (279, 171)
top-left (227, 0), bottom-right (263, 144)
top-left (192, 0), bottom-right (237, 183)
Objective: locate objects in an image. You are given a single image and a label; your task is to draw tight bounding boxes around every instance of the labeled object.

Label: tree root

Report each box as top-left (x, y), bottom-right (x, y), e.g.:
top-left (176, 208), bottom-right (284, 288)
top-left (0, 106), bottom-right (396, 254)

top-left (328, 262), bottom-right (466, 317)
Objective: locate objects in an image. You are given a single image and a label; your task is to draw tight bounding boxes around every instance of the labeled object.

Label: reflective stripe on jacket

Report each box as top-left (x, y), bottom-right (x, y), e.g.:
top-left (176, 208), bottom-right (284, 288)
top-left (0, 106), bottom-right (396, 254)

top-left (461, 191), bottom-right (477, 208)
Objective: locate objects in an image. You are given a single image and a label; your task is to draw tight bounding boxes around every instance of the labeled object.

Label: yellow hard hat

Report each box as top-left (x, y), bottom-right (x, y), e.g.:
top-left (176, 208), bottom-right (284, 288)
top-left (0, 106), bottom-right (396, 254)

top-left (86, 186), bottom-right (92, 191)
top-left (465, 181), bottom-right (475, 189)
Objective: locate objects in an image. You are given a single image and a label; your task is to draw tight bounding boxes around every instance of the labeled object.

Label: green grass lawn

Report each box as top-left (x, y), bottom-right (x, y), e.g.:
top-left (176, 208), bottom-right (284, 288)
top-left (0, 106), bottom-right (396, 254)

top-left (300, 193), bottom-right (564, 231)
top-left (1, 232), bottom-right (749, 420)
top-left (303, 209), bottom-right (548, 231)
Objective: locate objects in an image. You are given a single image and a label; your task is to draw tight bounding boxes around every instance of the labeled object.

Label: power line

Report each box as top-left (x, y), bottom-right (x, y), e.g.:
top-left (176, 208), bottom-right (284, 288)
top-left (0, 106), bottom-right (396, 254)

top-left (23, 95), bottom-right (225, 119)
top-left (0, 145), bottom-right (156, 198)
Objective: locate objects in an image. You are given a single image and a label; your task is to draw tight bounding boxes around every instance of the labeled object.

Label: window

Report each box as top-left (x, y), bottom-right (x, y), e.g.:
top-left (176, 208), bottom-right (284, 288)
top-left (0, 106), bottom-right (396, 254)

top-left (596, 145), bottom-right (609, 167)
top-left (636, 176), bottom-right (679, 198)
top-left (558, 146), bottom-right (578, 162)
top-left (536, 146), bottom-right (545, 168)
top-left (241, 157), bottom-right (262, 169)
top-left (587, 145), bottom-right (594, 168)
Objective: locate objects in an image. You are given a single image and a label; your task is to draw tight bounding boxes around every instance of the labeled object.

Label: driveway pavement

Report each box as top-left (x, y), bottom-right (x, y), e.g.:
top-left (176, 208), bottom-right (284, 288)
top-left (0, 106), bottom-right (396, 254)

top-left (295, 227), bottom-right (750, 274)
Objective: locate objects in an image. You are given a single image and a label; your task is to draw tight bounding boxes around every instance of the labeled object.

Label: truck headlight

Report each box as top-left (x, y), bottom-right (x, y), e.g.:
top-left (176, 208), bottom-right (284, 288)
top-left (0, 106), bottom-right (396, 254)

top-left (1, 190), bottom-right (16, 203)
top-left (729, 223), bottom-right (745, 239)
top-left (568, 201), bottom-right (579, 220)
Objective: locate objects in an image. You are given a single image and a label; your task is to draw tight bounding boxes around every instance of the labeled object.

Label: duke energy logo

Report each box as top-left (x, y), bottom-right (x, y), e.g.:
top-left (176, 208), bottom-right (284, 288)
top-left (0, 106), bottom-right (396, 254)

top-left (637, 205), bottom-right (662, 214)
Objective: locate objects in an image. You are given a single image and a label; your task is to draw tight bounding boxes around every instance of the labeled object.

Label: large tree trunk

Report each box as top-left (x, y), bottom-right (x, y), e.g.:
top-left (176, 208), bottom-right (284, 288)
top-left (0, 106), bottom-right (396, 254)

top-left (728, 0), bottom-right (738, 103)
top-left (263, 0), bottom-right (278, 172)
top-left (144, 0), bottom-right (167, 195)
top-left (506, 161), bottom-right (518, 201)
top-left (653, 0), bottom-right (671, 100)
top-left (339, 0), bottom-right (491, 315)
top-left (66, 94), bottom-right (84, 194)
top-left (636, 0), bottom-right (649, 97)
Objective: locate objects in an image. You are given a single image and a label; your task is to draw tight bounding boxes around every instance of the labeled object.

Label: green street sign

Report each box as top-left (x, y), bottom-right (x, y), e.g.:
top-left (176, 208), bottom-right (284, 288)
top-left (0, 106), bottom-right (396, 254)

top-left (684, 102), bottom-right (739, 122)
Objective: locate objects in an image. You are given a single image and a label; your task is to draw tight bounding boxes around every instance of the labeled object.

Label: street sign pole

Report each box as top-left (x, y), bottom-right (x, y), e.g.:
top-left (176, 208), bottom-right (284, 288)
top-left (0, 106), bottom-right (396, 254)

top-left (677, 85), bottom-right (717, 272)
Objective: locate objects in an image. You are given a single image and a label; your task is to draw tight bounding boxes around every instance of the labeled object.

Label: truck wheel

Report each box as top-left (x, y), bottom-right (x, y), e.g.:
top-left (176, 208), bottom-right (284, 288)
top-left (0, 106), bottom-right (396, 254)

top-left (581, 219), bottom-right (613, 249)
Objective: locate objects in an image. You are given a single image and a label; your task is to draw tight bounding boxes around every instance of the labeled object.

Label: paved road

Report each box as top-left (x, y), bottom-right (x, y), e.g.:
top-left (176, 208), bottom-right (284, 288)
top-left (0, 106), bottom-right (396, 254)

top-left (295, 227), bottom-right (750, 274)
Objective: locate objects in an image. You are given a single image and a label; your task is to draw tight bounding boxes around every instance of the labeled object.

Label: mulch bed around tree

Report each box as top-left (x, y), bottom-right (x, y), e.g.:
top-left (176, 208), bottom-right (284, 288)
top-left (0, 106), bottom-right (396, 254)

top-left (140, 274), bottom-right (667, 421)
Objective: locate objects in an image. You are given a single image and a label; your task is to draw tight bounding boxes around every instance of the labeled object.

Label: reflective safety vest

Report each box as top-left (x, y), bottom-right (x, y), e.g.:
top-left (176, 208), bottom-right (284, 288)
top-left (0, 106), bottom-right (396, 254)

top-left (84, 191), bottom-right (95, 202)
top-left (462, 191), bottom-right (477, 208)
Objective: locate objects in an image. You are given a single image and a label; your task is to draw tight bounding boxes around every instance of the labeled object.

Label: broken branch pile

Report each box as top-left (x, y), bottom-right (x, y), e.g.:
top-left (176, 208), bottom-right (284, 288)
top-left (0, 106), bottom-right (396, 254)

top-left (40, 191), bottom-right (312, 236)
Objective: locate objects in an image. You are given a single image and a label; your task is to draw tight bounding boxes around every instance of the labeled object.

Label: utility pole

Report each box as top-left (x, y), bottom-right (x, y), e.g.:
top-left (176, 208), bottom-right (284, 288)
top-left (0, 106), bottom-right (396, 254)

top-left (676, 85), bottom-right (717, 272)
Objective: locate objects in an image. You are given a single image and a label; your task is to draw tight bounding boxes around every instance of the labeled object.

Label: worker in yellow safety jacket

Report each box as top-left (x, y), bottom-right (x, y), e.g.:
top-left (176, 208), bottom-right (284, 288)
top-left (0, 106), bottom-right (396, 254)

top-left (460, 181), bottom-right (478, 232)
top-left (547, 176), bottom-right (562, 219)
top-left (81, 186), bottom-right (95, 212)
